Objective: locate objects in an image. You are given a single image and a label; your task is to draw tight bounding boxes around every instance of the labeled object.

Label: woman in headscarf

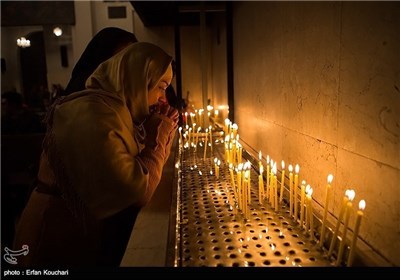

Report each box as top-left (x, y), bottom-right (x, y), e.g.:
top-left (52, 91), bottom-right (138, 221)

top-left (13, 42), bottom-right (178, 267)
top-left (64, 27), bottom-right (138, 95)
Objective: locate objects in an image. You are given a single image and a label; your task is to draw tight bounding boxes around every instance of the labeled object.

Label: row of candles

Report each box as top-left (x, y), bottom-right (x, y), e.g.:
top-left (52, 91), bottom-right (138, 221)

top-left (182, 105), bottom-right (220, 130)
top-left (218, 118), bottom-right (367, 266)
top-left (179, 114), bottom-right (367, 266)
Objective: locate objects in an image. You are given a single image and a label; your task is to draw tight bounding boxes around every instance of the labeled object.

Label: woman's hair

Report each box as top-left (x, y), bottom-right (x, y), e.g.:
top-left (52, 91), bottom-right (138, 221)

top-left (64, 27), bottom-right (138, 95)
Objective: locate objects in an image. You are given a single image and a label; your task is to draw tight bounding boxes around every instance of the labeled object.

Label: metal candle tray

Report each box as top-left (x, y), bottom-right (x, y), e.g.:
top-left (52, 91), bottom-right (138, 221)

top-left (173, 142), bottom-right (334, 267)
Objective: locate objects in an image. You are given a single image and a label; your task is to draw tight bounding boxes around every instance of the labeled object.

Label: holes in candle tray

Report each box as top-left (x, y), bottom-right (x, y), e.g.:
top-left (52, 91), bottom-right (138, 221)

top-left (252, 236), bottom-right (258, 241)
top-left (214, 255), bottom-right (221, 260)
top-left (263, 260), bottom-right (271, 266)
top-left (274, 251), bottom-right (282, 257)
top-left (229, 253), bottom-right (237, 259)
top-left (244, 253), bottom-right (252, 259)
top-left (232, 262), bottom-right (240, 267)
top-left (184, 248), bottom-right (190, 253)
top-left (259, 252), bottom-right (266, 257)
top-left (294, 258), bottom-right (301, 263)
top-left (224, 238), bottom-right (232, 243)
top-left (279, 259), bottom-right (286, 265)
top-left (274, 229), bottom-right (280, 232)
top-left (196, 240), bottom-right (204, 244)
top-left (226, 245), bottom-right (234, 250)
top-left (199, 255), bottom-right (206, 260)
top-left (256, 244), bottom-right (262, 248)
top-left (288, 250), bottom-right (296, 255)
top-left (247, 261), bottom-right (256, 267)
top-left (211, 239), bottom-right (218, 243)
top-left (292, 233), bottom-right (299, 238)
top-left (297, 241), bottom-right (305, 245)
top-left (278, 235), bottom-right (285, 239)
top-left (283, 242), bottom-right (290, 247)
top-left (303, 248), bottom-right (310, 253)
top-left (199, 247), bottom-right (205, 252)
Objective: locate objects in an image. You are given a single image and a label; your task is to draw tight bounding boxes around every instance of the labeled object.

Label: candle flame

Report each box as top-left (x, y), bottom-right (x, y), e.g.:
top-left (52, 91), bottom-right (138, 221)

top-left (281, 160), bottom-right (285, 169)
top-left (225, 118), bottom-right (230, 125)
top-left (309, 188), bottom-right (313, 196)
top-left (217, 160), bottom-right (221, 166)
top-left (214, 157), bottom-right (218, 163)
top-left (347, 189), bottom-right (356, 201)
top-left (229, 163), bottom-right (233, 169)
top-left (259, 151), bottom-right (262, 160)
top-left (288, 164), bottom-right (293, 172)
top-left (301, 180), bottom-right (306, 186)
top-left (327, 174), bottom-right (334, 184)
top-left (267, 155), bottom-right (270, 163)
top-left (305, 184), bottom-right (311, 193)
top-left (295, 164), bottom-right (300, 174)
top-left (272, 163), bottom-right (277, 174)
top-left (359, 200), bottom-right (366, 210)
top-left (178, 127), bottom-right (182, 132)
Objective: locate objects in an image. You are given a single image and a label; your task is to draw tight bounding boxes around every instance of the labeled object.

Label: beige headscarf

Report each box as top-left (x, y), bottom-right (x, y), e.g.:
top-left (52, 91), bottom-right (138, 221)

top-left (41, 42), bottom-right (173, 221)
top-left (85, 42), bottom-right (173, 125)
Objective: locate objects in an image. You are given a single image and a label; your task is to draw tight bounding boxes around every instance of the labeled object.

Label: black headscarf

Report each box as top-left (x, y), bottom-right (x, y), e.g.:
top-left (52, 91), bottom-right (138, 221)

top-left (64, 27), bottom-right (138, 95)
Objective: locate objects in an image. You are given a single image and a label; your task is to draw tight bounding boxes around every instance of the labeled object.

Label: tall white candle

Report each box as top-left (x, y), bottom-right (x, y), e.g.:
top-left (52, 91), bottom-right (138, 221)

top-left (273, 164), bottom-right (278, 211)
top-left (294, 164), bottom-right (300, 220)
top-left (300, 180), bottom-right (306, 228)
top-left (336, 190), bottom-right (355, 266)
top-left (320, 174), bottom-right (334, 247)
top-left (308, 187), bottom-right (314, 240)
top-left (279, 160), bottom-right (285, 204)
top-left (347, 200), bottom-right (366, 267)
top-left (203, 128), bottom-right (208, 159)
top-left (266, 155), bottom-right (270, 201)
top-left (288, 164), bottom-right (294, 216)
top-left (259, 165), bottom-right (264, 204)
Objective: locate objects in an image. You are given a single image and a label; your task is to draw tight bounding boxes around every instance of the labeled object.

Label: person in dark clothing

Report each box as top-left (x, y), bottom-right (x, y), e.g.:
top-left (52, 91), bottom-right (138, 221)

top-left (64, 27), bottom-right (138, 95)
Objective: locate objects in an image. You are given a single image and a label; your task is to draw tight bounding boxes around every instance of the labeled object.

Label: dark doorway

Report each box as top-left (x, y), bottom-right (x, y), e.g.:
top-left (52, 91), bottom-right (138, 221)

top-left (19, 31), bottom-right (48, 110)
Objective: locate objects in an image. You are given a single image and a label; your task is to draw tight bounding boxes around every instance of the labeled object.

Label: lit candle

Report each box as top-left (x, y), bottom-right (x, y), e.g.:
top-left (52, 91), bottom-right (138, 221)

top-left (269, 160), bottom-right (275, 205)
top-left (279, 160), bottom-right (285, 204)
top-left (196, 126), bottom-right (201, 149)
top-left (308, 187), bottom-right (314, 239)
top-left (294, 164), bottom-right (300, 220)
top-left (320, 174), bottom-right (334, 247)
top-left (203, 128), bottom-right (208, 159)
top-left (232, 123), bottom-right (238, 140)
top-left (273, 164), bottom-right (278, 212)
top-left (259, 165), bottom-right (264, 204)
top-left (214, 157), bottom-right (219, 179)
top-left (300, 180), bottom-right (306, 228)
top-left (266, 155), bottom-right (270, 201)
top-left (224, 118), bottom-right (230, 137)
top-left (347, 200), bottom-right (366, 267)
top-left (304, 184), bottom-right (311, 231)
top-left (209, 125), bottom-right (213, 152)
top-left (336, 190), bottom-right (355, 266)
top-left (245, 161), bottom-right (251, 205)
top-left (328, 190), bottom-right (349, 257)
top-left (229, 163), bottom-right (235, 187)
top-left (178, 126), bottom-right (183, 145)
top-left (288, 164), bottom-right (294, 216)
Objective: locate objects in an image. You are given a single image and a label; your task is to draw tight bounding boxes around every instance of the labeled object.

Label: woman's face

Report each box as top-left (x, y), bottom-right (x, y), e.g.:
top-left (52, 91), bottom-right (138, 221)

top-left (148, 63), bottom-right (173, 106)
